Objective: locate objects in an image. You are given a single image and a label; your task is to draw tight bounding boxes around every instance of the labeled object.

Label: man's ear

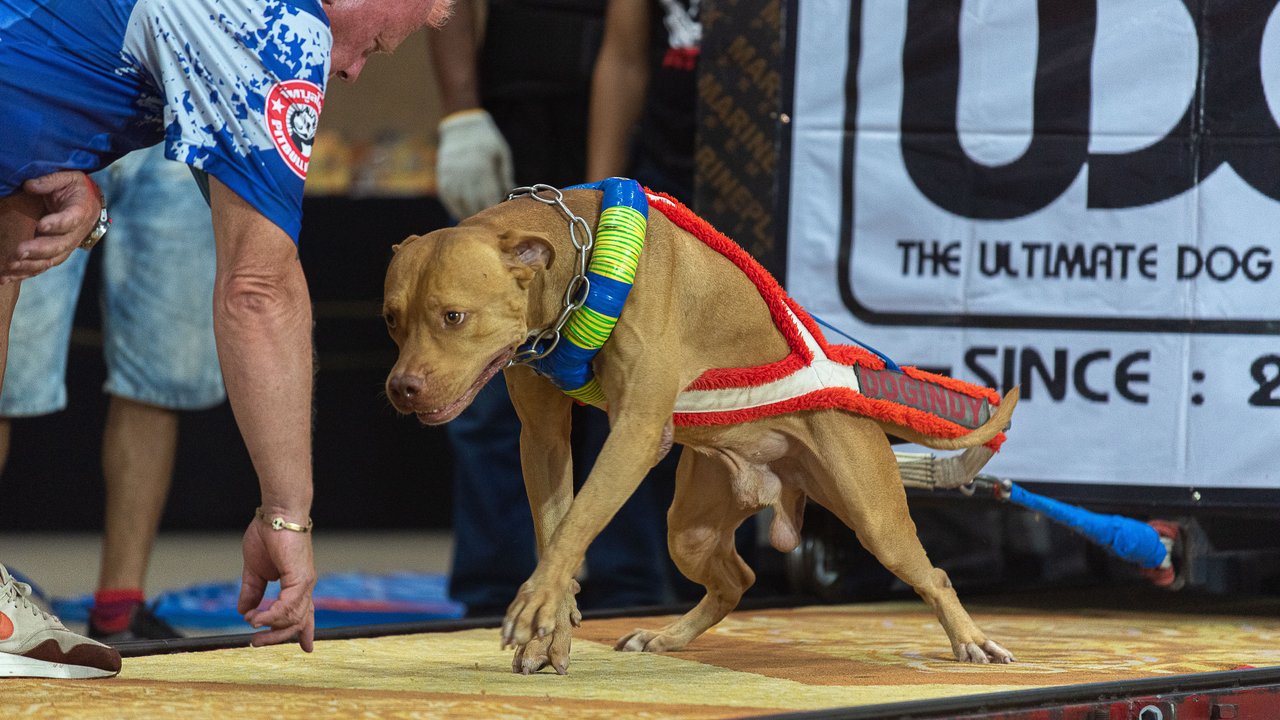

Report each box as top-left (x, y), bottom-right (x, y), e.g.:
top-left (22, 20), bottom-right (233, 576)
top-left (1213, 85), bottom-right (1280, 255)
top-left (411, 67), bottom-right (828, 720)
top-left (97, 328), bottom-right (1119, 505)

top-left (392, 234), bottom-right (423, 253)
top-left (498, 231), bottom-right (555, 287)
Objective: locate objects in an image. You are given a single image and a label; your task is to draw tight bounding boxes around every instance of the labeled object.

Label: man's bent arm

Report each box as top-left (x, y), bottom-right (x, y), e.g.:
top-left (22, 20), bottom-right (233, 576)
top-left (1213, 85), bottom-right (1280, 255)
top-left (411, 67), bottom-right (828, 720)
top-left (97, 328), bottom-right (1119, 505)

top-left (208, 176), bottom-right (317, 651)
top-left (429, 0), bottom-right (480, 116)
top-left (587, 0), bottom-right (651, 182)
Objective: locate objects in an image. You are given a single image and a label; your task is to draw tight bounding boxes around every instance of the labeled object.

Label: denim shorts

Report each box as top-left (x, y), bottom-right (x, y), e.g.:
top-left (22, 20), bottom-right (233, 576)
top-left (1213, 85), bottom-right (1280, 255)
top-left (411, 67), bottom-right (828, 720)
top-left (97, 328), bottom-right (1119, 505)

top-left (0, 144), bottom-right (224, 416)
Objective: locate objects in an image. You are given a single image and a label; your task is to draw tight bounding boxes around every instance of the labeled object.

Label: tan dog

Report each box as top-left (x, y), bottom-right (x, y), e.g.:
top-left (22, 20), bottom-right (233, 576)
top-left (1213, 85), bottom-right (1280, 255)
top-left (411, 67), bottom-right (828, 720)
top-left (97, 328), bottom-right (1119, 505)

top-left (383, 188), bottom-right (1018, 674)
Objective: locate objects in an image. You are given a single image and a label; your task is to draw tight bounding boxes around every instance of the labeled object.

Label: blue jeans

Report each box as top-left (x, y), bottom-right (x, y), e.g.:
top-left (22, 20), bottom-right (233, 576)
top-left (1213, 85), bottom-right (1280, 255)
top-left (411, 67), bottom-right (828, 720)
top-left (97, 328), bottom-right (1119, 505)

top-left (447, 377), bottom-right (678, 615)
top-left (0, 145), bottom-right (223, 415)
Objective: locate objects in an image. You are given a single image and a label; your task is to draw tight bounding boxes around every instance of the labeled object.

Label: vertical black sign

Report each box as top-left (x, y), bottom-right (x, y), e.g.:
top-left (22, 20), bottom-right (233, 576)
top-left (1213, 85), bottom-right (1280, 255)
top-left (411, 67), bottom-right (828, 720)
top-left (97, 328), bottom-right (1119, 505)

top-left (696, 0), bottom-right (787, 279)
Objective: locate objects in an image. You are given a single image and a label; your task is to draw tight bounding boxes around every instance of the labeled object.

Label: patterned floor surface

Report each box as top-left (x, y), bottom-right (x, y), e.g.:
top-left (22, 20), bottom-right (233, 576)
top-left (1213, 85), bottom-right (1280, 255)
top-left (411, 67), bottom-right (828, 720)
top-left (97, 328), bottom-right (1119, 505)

top-left (10, 598), bottom-right (1280, 718)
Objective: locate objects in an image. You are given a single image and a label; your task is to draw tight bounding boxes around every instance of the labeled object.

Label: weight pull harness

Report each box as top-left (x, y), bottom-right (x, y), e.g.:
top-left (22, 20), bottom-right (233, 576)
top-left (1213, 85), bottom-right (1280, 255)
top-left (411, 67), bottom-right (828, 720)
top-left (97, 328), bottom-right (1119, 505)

top-left (506, 178), bottom-right (1006, 451)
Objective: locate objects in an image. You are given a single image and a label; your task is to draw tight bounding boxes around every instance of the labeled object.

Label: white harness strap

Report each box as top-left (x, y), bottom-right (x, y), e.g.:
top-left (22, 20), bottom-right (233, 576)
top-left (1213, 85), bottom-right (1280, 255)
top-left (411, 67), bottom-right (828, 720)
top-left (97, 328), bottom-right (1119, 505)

top-left (673, 306), bottom-right (862, 415)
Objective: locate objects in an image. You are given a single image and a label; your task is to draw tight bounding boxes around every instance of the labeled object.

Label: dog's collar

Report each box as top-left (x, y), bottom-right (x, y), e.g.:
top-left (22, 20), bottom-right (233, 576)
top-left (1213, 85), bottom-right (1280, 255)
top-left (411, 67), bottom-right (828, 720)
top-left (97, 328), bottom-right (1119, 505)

top-left (512, 177), bottom-right (648, 405)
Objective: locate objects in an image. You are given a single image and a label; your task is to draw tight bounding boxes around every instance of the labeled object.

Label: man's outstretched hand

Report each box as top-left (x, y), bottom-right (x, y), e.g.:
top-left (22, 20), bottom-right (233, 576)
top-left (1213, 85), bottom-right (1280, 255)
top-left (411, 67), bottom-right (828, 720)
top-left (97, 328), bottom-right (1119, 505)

top-left (238, 515), bottom-right (317, 652)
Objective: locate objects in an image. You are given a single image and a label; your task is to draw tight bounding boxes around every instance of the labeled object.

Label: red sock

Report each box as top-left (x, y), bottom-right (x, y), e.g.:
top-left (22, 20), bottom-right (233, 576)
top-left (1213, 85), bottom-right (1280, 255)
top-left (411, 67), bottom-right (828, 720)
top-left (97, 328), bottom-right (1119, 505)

top-left (90, 588), bottom-right (145, 633)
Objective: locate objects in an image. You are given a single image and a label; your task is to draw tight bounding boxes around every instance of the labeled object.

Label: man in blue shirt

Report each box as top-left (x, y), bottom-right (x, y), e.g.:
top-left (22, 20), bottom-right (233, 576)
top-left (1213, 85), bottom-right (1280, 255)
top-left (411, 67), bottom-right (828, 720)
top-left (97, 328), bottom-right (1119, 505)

top-left (0, 0), bottom-right (451, 679)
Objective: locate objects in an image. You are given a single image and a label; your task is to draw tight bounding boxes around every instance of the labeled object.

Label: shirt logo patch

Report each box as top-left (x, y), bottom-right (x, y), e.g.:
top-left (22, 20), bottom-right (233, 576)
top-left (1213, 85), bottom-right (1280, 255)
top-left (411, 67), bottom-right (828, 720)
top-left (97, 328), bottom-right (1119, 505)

top-left (265, 79), bottom-right (324, 179)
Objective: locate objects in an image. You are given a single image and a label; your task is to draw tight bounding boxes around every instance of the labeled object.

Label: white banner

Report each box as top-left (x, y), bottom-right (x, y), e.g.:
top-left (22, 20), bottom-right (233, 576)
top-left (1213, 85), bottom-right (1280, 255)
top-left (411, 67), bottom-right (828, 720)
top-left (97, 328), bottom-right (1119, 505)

top-left (786, 0), bottom-right (1280, 488)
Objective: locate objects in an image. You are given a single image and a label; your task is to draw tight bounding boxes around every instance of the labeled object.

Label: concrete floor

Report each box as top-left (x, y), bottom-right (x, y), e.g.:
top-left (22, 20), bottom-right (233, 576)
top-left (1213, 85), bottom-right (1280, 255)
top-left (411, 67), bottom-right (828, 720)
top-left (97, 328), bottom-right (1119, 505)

top-left (1, 530), bottom-right (453, 603)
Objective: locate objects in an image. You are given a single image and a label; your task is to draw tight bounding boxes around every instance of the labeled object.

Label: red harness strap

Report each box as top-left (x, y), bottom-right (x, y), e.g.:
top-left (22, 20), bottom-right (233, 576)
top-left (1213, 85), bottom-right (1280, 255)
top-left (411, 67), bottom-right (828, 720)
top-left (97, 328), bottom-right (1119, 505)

top-left (648, 191), bottom-right (1005, 452)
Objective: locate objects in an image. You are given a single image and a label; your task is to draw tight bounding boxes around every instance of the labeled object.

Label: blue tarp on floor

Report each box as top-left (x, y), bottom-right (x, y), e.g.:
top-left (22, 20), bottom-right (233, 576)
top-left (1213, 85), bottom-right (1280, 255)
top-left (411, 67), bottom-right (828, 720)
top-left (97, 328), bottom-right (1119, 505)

top-left (53, 572), bottom-right (466, 631)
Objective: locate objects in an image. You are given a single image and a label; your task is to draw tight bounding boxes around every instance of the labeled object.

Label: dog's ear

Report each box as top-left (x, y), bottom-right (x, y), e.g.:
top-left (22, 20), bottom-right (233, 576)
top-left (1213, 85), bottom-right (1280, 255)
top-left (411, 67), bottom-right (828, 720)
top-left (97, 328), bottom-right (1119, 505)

top-left (392, 234), bottom-right (424, 253)
top-left (498, 231), bottom-right (556, 287)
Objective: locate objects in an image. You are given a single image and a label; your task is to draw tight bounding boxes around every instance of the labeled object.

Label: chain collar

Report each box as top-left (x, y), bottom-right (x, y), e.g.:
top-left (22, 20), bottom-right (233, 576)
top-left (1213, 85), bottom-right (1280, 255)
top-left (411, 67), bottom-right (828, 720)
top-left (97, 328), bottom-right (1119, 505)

top-left (505, 184), bottom-right (595, 367)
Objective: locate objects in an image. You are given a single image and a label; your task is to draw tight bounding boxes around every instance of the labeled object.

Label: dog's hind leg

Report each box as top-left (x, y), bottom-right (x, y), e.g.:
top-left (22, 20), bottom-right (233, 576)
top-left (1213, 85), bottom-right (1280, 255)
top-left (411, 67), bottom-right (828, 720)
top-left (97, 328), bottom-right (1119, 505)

top-left (615, 449), bottom-right (758, 653)
top-left (804, 414), bottom-right (1015, 664)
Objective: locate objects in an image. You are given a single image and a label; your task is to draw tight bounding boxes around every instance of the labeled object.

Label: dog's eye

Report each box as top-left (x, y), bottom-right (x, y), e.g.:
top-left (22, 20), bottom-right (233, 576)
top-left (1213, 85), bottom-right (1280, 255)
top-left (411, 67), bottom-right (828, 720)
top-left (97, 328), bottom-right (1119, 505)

top-left (444, 311), bottom-right (466, 326)
top-left (383, 311), bottom-right (397, 330)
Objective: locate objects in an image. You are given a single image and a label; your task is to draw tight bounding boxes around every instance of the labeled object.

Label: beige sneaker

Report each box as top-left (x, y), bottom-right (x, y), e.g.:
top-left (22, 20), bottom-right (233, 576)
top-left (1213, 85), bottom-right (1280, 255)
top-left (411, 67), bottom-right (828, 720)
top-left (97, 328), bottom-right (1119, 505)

top-left (0, 564), bottom-right (121, 679)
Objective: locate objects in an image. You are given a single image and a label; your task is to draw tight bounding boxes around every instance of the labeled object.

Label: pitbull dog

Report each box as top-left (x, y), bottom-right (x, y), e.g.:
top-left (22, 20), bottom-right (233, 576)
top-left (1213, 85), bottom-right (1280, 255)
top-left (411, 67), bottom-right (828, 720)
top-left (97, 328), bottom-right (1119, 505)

top-left (384, 186), bottom-right (1018, 675)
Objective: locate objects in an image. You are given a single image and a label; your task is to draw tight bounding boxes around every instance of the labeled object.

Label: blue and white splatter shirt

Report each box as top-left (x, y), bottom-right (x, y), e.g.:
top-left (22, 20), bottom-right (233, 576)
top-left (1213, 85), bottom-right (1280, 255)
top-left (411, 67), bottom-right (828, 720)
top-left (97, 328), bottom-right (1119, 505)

top-left (0, 0), bottom-right (330, 242)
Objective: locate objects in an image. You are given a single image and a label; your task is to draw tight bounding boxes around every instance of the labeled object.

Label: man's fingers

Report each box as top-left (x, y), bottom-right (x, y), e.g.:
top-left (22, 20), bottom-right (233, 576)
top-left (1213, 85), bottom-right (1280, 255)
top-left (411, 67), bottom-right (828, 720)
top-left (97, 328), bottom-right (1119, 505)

top-left (247, 586), bottom-right (310, 629)
top-left (19, 242), bottom-right (77, 275)
top-left (238, 573), bottom-right (269, 615)
top-left (11, 230), bottom-right (81, 279)
top-left (13, 237), bottom-right (74, 262)
top-left (22, 170), bottom-right (81, 195)
top-left (247, 598), bottom-right (314, 652)
top-left (2, 256), bottom-right (62, 281)
top-left (300, 612), bottom-right (315, 653)
top-left (21, 171), bottom-right (98, 253)
top-left (246, 601), bottom-right (284, 628)
top-left (248, 623), bottom-right (303, 648)
top-left (30, 233), bottom-right (79, 254)
top-left (36, 208), bottom-right (85, 237)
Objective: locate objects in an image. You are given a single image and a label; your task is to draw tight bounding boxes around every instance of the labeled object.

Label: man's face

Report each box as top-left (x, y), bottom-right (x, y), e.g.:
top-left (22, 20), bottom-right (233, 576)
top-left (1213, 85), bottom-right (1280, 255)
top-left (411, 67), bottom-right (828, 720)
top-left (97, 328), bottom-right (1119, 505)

top-left (326, 0), bottom-right (453, 82)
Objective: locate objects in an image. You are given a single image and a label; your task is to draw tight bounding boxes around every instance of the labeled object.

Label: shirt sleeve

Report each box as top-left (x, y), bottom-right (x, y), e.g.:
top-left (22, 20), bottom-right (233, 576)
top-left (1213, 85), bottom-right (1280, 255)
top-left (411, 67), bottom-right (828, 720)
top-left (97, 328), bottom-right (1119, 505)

top-left (124, 0), bottom-right (331, 242)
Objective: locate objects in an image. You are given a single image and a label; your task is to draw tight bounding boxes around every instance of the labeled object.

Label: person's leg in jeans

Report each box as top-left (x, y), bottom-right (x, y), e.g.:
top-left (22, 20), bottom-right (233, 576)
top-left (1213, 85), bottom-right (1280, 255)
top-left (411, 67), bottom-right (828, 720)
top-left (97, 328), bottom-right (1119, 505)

top-left (445, 377), bottom-right (537, 616)
top-left (450, 17), bottom-right (680, 610)
top-left (574, 405), bottom-right (679, 608)
top-left (89, 146), bottom-right (223, 640)
top-left (0, 247), bottom-right (89, 471)
top-left (443, 86), bottom-right (587, 617)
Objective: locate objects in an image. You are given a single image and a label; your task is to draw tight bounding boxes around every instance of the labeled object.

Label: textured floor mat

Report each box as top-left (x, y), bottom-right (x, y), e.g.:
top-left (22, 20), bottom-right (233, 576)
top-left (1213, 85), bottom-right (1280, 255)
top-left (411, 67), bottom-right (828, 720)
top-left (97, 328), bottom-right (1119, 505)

top-left (12, 599), bottom-right (1280, 718)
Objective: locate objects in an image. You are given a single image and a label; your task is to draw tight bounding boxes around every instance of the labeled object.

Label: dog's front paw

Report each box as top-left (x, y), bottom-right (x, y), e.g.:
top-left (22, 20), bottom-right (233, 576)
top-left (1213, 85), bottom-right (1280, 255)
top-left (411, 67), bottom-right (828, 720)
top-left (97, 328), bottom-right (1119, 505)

top-left (502, 577), bottom-right (581, 674)
top-left (954, 639), bottom-right (1015, 664)
top-left (512, 632), bottom-right (568, 675)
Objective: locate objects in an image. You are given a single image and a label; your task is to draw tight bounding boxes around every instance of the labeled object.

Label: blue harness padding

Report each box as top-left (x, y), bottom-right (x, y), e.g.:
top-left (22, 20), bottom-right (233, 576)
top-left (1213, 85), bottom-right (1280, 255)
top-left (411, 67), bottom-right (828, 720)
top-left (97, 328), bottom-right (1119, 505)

top-left (522, 178), bottom-right (648, 404)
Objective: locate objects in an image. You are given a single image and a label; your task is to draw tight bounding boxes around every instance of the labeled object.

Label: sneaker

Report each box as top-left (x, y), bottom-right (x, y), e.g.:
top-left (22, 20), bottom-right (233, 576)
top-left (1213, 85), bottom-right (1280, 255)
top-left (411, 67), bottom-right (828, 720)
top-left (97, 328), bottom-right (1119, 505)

top-left (90, 602), bottom-right (183, 643)
top-left (0, 564), bottom-right (121, 679)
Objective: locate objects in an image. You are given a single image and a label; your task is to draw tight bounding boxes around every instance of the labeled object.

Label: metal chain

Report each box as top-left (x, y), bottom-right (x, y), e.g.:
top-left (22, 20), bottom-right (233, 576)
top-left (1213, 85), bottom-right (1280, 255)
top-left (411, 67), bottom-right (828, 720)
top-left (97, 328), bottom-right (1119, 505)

top-left (505, 184), bottom-right (594, 367)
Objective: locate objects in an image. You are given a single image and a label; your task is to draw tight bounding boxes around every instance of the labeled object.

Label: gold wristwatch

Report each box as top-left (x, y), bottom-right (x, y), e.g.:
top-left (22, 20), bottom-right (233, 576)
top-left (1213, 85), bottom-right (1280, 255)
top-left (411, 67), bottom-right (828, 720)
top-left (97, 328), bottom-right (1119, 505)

top-left (80, 175), bottom-right (110, 251)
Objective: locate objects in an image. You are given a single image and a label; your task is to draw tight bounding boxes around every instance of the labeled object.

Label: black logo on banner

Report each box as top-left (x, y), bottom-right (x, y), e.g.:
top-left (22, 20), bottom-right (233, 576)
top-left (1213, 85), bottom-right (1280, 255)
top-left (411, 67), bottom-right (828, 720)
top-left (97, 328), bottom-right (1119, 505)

top-left (836, 0), bottom-right (1280, 334)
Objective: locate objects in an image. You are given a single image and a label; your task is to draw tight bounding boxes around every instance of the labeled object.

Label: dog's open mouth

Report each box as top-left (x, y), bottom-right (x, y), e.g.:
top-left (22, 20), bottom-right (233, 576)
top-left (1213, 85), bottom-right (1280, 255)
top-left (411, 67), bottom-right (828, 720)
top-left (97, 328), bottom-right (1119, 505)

top-left (414, 348), bottom-right (514, 426)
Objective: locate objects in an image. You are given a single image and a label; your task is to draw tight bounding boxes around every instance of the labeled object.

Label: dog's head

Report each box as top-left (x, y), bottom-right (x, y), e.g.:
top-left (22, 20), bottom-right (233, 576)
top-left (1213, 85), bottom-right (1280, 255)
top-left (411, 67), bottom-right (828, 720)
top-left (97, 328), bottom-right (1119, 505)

top-left (383, 225), bottom-right (555, 424)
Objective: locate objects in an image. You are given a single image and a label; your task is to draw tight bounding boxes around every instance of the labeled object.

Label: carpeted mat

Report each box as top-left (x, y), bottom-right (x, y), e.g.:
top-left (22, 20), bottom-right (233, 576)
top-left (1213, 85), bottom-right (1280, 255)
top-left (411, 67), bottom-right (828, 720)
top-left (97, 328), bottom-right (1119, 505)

top-left (9, 600), bottom-right (1280, 717)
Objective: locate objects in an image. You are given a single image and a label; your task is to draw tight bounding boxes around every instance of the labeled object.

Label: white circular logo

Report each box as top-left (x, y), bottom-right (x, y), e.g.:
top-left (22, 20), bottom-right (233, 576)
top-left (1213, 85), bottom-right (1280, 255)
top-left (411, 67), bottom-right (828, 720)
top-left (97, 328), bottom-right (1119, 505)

top-left (265, 79), bottom-right (324, 178)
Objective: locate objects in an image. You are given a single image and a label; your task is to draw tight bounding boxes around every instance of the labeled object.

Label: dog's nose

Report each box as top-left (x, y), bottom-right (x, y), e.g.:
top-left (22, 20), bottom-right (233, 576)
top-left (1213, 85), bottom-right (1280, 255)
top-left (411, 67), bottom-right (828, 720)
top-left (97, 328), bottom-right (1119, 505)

top-left (388, 373), bottom-right (425, 402)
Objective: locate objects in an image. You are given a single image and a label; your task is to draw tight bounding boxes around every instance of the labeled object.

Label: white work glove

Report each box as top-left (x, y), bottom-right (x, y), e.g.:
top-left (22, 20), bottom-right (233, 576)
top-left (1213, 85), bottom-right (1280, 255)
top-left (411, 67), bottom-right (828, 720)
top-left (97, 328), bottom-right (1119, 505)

top-left (435, 109), bottom-right (514, 220)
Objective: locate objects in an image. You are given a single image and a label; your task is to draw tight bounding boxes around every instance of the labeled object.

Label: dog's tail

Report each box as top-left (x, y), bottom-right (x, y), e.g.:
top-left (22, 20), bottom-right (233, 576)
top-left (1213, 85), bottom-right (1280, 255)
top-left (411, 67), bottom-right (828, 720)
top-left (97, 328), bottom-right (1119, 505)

top-left (874, 386), bottom-right (1019, 451)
